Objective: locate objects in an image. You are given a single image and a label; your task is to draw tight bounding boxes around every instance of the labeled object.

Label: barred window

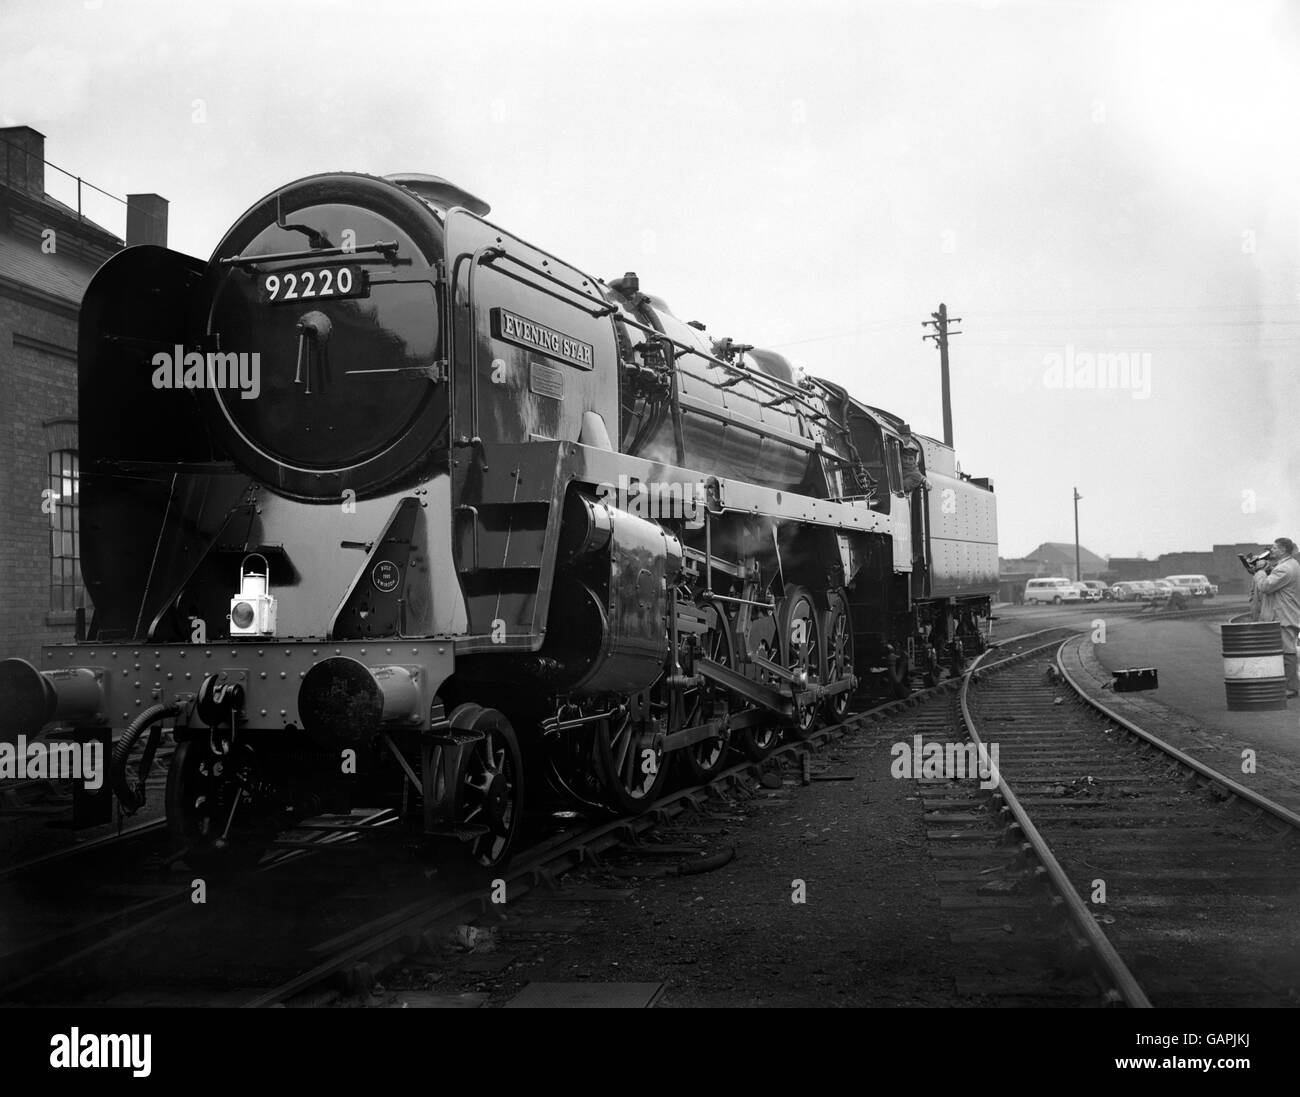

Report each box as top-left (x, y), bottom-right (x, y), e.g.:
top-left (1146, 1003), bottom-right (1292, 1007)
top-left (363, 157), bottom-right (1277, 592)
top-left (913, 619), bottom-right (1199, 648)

top-left (48, 449), bottom-right (83, 614)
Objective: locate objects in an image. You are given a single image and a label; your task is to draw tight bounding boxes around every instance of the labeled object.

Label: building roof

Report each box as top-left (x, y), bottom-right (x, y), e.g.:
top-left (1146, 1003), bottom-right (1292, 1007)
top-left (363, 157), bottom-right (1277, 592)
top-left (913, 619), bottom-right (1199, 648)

top-left (1023, 542), bottom-right (1108, 570)
top-left (0, 233), bottom-right (97, 305)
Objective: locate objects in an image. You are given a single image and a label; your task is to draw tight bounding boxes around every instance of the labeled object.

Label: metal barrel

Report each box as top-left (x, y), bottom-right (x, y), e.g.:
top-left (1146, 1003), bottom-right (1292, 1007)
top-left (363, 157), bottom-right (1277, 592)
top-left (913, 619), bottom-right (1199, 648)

top-left (1221, 622), bottom-right (1287, 711)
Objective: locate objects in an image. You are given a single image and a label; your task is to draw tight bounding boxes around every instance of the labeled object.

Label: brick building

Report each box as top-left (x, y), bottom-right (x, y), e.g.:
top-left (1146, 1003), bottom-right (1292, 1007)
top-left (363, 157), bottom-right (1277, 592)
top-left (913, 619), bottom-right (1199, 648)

top-left (1107, 545), bottom-right (1259, 594)
top-left (0, 126), bottom-right (167, 661)
top-left (1104, 556), bottom-right (1158, 582)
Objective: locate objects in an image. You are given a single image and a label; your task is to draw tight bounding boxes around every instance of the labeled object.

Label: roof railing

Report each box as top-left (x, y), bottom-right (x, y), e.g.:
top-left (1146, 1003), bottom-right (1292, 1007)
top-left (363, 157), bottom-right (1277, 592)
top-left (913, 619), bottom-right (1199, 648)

top-left (0, 135), bottom-right (165, 238)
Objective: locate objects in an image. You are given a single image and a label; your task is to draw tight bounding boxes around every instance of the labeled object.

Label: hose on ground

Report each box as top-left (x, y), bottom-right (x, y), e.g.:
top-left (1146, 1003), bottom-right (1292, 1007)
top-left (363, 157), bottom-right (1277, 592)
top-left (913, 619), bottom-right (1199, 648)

top-left (676, 845), bottom-right (735, 876)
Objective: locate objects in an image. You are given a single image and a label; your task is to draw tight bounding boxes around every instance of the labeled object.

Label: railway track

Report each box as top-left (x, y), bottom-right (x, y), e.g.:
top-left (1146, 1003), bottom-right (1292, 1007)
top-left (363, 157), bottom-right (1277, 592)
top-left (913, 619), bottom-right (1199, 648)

top-left (0, 736), bottom-right (177, 883)
top-left (0, 626), bottom-right (1073, 1008)
top-left (242, 627), bottom-right (1086, 1007)
top-left (456, 616), bottom-right (1293, 1011)
top-left (949, 636), bottom-right (1300, 1006)
top-left (31, 619), bottom-right (1277, 1010)
top-left (0, 807), bottom-right (407, 1002)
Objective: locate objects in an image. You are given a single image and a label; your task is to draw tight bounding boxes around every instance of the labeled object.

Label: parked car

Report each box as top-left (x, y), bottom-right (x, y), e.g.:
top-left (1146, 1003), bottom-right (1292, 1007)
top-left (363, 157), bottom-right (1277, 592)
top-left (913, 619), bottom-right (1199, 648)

top-left (1164, 574), bottom-right (1216, 598)
top-left (1110, 581), bottom-right (1146, 601)
top-left (1024, 577), bottom-right (1082, 605)
top-left (1080, 580), bottom-right (1110, 601)
top-left (1149, 579), bottom-right (1176, 602)
top-left (1074, 582), bottom-right (1102, 602)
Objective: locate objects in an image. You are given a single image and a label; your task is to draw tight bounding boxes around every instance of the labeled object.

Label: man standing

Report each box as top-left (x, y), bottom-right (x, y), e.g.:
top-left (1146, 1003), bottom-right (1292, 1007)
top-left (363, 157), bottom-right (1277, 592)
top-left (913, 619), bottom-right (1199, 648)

top-left (1253, 537), bottom-right (1300, 699)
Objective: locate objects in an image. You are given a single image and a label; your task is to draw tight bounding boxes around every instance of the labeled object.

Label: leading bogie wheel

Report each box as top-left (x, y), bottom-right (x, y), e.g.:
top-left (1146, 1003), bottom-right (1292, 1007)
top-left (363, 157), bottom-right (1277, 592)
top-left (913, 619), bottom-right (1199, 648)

top-left (165, 736), bottom-right (268, 875)
top-left (447, 704), bottom-right (525, 869)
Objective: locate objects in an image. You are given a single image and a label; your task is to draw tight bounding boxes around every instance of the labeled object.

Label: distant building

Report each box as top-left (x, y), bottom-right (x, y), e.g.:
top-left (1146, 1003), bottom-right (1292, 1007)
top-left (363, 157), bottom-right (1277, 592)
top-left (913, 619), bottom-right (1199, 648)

top-left (1016, 542), bottom-right (1108, 581)
top-left (1104, 556), bottom-right (1154, 582)
top-left (1164, 544), bottom-right (1259, 595)
top-left (0, 125), bottom-right (167, 661)
top-left (997, 543), bottom-right (1107, 602)
top-left (1103, 545), bottom-right (1257, 594)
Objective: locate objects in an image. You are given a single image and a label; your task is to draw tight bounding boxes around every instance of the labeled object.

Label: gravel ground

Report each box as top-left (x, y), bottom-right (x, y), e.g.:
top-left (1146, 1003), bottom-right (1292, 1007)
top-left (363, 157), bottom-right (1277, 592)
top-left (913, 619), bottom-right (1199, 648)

top-left (4, 603), bottom-right (1095, 1008)
top-left (370, 717), bottom-right (1072, 1009)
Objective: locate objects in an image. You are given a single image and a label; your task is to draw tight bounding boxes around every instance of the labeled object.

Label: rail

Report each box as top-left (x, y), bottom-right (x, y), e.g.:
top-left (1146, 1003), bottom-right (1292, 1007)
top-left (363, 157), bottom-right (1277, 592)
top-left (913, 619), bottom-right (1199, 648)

top-left (961, 640), bottom-right (1153, 1007)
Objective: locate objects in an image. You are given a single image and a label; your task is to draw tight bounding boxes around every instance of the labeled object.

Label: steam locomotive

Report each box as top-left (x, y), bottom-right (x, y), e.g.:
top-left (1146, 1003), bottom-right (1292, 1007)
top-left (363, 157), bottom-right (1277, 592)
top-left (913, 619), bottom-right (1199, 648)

top-left (0, 172), bottom-right (998, 869)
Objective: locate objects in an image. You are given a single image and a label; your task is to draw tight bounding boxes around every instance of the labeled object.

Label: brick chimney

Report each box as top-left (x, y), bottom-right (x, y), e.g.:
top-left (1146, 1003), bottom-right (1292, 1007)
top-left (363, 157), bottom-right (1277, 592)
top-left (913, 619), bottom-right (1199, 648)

top-left (0, 125), bottom-right (46, 196)
top-left (126, 193), bottom-right (168, 247)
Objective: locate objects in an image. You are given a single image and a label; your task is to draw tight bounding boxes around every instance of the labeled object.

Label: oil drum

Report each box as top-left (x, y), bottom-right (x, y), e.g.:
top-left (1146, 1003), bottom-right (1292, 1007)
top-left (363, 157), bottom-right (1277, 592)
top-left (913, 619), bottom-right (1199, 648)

top-left (1220, 622), bottom-right (1287, 711)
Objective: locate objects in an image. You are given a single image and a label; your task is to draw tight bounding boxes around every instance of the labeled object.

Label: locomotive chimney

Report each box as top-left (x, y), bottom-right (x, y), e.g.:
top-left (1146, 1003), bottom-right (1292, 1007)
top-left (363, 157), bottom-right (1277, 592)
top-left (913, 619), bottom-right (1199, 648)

top-left (126, 193), bottom-right (168, 247)
top-left (0, 125), bottom-right (45, 196)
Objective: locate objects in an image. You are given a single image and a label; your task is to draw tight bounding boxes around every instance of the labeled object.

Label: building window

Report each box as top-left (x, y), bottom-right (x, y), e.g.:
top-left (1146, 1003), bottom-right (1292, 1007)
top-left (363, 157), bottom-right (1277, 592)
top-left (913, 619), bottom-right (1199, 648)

top-left (48, 449), bottom-right (83, 614)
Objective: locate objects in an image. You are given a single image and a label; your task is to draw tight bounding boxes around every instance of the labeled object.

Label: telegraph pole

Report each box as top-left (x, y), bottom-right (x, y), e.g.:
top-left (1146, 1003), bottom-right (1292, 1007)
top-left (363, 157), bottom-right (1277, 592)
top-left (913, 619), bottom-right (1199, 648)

top-left (922, 303), bottom-right (962, 446)
top-left (1073, 488), bottom-right (1083, 581)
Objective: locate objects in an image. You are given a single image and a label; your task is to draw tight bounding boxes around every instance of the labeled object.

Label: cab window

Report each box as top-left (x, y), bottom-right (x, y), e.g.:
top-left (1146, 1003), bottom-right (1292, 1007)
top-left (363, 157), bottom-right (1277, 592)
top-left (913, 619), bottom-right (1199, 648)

top-left (847, 410), bottom-right (889, 513)
top-left (885, 438), bottom-right (903, 495)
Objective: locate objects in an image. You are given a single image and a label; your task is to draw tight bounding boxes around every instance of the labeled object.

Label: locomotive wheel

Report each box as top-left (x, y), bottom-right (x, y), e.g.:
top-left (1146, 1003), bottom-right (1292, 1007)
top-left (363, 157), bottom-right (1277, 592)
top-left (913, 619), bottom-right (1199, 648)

top-left (593, 708), bottom-right (668, 815)
top-left (735, 719), bottom-right (781, 762)
top-left (820, 591), bottom-right (854, 725)
top-left (779, 585), bottom-right (821, 739)
top-left (921, 644), bottom-right (942, 688)
top-left (889, 650), bottom-right (912, 699)
top-left (165, 736), bottom-right (268, 874)
top-left (676, 606), bottom-right (735, 784)
top-left (452, 705), bottom-right (524, 869)
top-left (949, 640), bottom-right (966, 679)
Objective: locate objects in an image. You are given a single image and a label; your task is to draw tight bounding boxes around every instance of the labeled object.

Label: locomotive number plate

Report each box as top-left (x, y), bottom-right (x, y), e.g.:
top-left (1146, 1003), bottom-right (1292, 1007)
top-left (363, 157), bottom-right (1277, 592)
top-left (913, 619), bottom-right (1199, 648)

top-left (257, 265), bottom-right (369, 304)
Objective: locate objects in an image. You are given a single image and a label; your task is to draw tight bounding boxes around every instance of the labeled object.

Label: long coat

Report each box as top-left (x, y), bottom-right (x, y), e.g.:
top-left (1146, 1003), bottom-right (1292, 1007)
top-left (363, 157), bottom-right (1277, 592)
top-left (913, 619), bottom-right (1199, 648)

top-left (1254, 556), bottom-right (1300, 629)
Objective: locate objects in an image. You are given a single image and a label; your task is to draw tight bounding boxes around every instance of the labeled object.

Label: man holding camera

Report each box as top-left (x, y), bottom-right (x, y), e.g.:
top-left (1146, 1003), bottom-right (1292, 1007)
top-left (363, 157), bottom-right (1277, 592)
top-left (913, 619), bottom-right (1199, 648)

top-left (1249, 538), bottom-right (1300, 699)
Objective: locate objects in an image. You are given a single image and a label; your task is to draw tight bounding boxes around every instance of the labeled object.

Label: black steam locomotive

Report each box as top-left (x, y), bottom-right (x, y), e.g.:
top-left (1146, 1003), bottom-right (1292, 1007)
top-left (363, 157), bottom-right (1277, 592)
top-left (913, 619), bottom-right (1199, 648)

top-left (0, 172), bottom-right (997, 869)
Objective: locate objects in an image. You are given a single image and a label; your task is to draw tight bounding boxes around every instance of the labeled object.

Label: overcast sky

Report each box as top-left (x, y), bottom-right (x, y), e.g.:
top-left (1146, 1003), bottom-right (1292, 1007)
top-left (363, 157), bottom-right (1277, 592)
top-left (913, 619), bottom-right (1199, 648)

top-left (3, 0), bottom-right (1297, 560)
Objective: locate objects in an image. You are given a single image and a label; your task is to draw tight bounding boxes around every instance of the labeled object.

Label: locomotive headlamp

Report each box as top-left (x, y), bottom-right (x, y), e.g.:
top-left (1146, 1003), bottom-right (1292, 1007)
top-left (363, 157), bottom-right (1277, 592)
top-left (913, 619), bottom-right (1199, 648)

top-left (230, 554), bottom-right (277, 637)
